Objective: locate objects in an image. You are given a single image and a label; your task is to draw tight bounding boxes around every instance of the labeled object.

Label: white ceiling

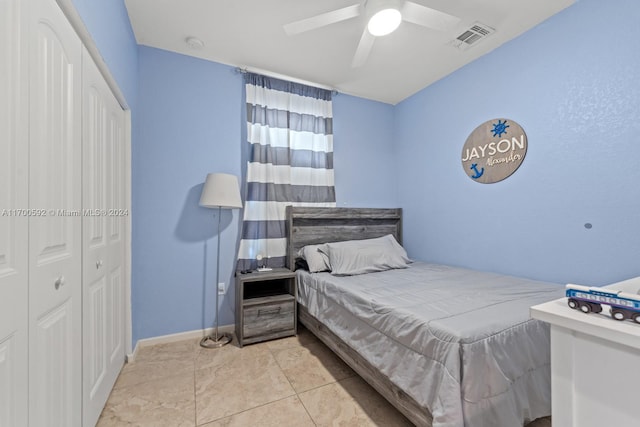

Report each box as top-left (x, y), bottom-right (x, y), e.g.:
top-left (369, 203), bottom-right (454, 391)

top-left (125, 0), bottom-right (574, 105)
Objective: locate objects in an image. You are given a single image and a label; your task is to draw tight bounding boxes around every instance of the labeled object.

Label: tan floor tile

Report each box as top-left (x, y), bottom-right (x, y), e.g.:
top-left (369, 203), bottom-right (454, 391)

top-left (114, 356), bottom-right (195, 390)
top-left (97, 373), bottom-right (195, 427)
top-left (264, 326), bottom-right (320, 352)
top-left (298, 376), bottom-right (413, 427)
top-left (113, 338), bottom-right (199, 390)
top-left (135, 337), bottom-right (200, 363)
top-left (272, 341), bottom-right (355, 393)
top-left (195, 350), bottom-right (295, 425)
top-left (201, 396), bottom-right (315, 427)
top-left (196, 340), bottom-right (272, 371)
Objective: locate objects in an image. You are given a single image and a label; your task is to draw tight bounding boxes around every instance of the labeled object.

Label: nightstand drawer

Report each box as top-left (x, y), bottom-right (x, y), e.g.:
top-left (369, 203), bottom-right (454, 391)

top-left (243, 299), bottom-right (295, 338)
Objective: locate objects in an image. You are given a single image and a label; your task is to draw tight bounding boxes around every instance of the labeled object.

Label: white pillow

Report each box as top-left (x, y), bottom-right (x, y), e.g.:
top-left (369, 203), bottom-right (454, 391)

top-left (319, 234), bottom-right (411, 276)
top-left (297, 244), bottom-right (331, 273)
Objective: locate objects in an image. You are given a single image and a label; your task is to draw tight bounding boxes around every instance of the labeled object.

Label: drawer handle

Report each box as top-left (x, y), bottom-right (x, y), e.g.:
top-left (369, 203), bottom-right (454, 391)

top-left (258, 307), bottom-right (282, 316)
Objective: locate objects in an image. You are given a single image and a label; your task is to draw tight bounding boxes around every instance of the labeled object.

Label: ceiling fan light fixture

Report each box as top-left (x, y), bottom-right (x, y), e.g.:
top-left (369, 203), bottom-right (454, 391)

top-left (367, 8), bottom-right (402, 36)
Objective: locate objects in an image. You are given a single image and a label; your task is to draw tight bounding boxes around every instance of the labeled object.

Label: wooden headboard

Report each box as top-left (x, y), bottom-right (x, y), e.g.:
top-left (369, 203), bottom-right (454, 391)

top-left (286, 207), bottom-right (403, 270)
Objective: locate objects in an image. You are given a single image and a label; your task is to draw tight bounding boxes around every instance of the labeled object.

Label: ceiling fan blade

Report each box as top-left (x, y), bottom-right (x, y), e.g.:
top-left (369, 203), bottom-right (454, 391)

top-left (401, 1), bottom-right (461, 32)
top-left (284, 4), bottom-right (362, 36)
top-left (351, 28), bottom-right (375, 68)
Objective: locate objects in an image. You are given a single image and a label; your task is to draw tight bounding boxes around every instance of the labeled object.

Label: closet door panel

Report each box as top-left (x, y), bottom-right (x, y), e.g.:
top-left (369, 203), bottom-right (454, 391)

top-left (32, 302), bottom-right (76, 424)
top-left (108, 266), bottom-right (124, 363)
top-left (0, 338), bottom-right (20, 427)
top-left (29, 0), bottom-right (82, 424)
top-left (0, 0), bottom-right (29, 425)
top-left (82, 72), bottom-right (109, 426)
top-left (82, 47), bottom-right (126, 427)
top-left (106, 93), bottom-right (126, 367)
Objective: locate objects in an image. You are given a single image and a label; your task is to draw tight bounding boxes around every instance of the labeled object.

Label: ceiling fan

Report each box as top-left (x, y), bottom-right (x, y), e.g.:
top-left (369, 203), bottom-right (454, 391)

top-left (283, 0), bottom-right (461, 68)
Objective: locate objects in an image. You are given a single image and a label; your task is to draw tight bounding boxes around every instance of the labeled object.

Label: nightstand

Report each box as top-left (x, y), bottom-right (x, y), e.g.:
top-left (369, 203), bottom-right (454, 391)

top-left (235, 268), bottom-right (297, 347)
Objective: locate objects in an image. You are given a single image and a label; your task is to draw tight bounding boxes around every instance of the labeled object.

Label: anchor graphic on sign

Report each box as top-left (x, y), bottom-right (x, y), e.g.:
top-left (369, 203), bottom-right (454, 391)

top-left (470, 163), bottom-right (484, 179)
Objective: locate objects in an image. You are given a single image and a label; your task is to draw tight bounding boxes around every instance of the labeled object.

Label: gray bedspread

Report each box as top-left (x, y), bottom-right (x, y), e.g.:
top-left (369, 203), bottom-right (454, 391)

top-left (296, 262), bottom-right (564, 427)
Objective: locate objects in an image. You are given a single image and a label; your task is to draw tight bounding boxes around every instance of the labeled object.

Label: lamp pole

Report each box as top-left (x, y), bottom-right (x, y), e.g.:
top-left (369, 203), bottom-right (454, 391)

top-left (200, 206), bottom-right (232, 348)
top-left (199, 173), bottom-right (240, 349)
top-left (213, 206), bottom-right (222, 341)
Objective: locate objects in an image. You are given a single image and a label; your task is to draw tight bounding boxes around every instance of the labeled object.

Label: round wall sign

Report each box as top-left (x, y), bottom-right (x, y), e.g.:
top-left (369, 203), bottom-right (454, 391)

top-left (461, 118), bottom-right (527, 184)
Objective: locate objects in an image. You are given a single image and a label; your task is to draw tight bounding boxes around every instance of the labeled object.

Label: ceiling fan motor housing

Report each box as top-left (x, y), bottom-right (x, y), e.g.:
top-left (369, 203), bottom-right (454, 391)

top-left (365, 0), bottom-right (404, 18)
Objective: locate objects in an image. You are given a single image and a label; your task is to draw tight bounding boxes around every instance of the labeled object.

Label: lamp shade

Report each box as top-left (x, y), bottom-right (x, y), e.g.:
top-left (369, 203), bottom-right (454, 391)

top-left (199, 173), bottom-right (243, 209)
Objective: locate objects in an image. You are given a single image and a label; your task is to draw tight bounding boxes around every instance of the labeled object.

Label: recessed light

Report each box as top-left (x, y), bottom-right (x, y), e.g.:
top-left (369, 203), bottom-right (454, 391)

top-left (185, 36), bottom-right (204, 49)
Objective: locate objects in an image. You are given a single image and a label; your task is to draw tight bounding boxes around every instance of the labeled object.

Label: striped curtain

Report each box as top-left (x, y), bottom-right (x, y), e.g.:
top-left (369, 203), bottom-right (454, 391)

top-left (237, 73), bottom-right (336, 271)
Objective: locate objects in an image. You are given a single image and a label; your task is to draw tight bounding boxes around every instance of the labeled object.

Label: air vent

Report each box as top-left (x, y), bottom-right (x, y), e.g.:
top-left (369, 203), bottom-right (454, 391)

top-left (450, 22), bottom-right (495, 50)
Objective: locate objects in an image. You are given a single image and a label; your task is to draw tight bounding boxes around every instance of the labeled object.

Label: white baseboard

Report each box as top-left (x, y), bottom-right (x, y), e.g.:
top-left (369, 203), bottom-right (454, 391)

top-left (126, 323), bottom-right (235, 363)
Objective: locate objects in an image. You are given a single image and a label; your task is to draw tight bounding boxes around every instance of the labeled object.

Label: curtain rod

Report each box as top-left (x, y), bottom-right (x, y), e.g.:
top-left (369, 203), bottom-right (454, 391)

top-left (236, 66), bottom-right (339, 95)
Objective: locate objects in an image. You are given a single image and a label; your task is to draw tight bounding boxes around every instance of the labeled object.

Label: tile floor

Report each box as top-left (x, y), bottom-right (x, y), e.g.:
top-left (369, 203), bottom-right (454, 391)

top-left (97, 326), bottom-right (552, 427)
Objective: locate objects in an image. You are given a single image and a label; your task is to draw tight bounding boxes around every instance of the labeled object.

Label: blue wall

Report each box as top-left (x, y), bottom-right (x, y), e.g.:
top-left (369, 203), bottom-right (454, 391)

top-left (71, 0), bottom-right (138, 109)
top-left (395, 0), bottom-right (640, 286)
top-left (132, 47), bottom-right (397, 342)
top-left (133, 47), bottom-right (242, 342)
top-left (333, 95), bottom-right (398, 208)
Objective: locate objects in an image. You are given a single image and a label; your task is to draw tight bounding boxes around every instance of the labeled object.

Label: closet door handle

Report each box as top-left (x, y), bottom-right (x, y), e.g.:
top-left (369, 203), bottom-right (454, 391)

top-left (96, 260), bottom-right (103, 269)
top-left (54, 276), bottom-right (65, 290)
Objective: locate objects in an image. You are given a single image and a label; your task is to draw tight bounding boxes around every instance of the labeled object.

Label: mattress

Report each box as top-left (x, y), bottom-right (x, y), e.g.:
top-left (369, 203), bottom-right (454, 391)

top-left (296, 261), bottom-right (564, 427)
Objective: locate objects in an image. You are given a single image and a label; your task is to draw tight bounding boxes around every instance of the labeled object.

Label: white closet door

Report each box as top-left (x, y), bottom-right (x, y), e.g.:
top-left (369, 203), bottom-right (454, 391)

top-left (0, 0), bottom-right (29, 425)
top-left (82, 47), bottom-right (126, 427)
top-left (28, 0), bottom-right (83, 424)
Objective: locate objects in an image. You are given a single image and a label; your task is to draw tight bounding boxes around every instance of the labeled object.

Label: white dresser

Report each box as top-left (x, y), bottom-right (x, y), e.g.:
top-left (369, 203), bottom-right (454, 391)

top-left (531, 276), bottom-right (640, 427)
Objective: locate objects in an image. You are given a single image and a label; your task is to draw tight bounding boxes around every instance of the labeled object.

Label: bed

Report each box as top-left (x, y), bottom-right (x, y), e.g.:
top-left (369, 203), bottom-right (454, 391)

top-left (285, 206), bottom-right (564, 427)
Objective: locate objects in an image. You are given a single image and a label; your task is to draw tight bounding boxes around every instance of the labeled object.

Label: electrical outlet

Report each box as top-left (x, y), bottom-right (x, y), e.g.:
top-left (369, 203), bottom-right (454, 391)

top-left (217, 282), bottom-right (225, 294)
